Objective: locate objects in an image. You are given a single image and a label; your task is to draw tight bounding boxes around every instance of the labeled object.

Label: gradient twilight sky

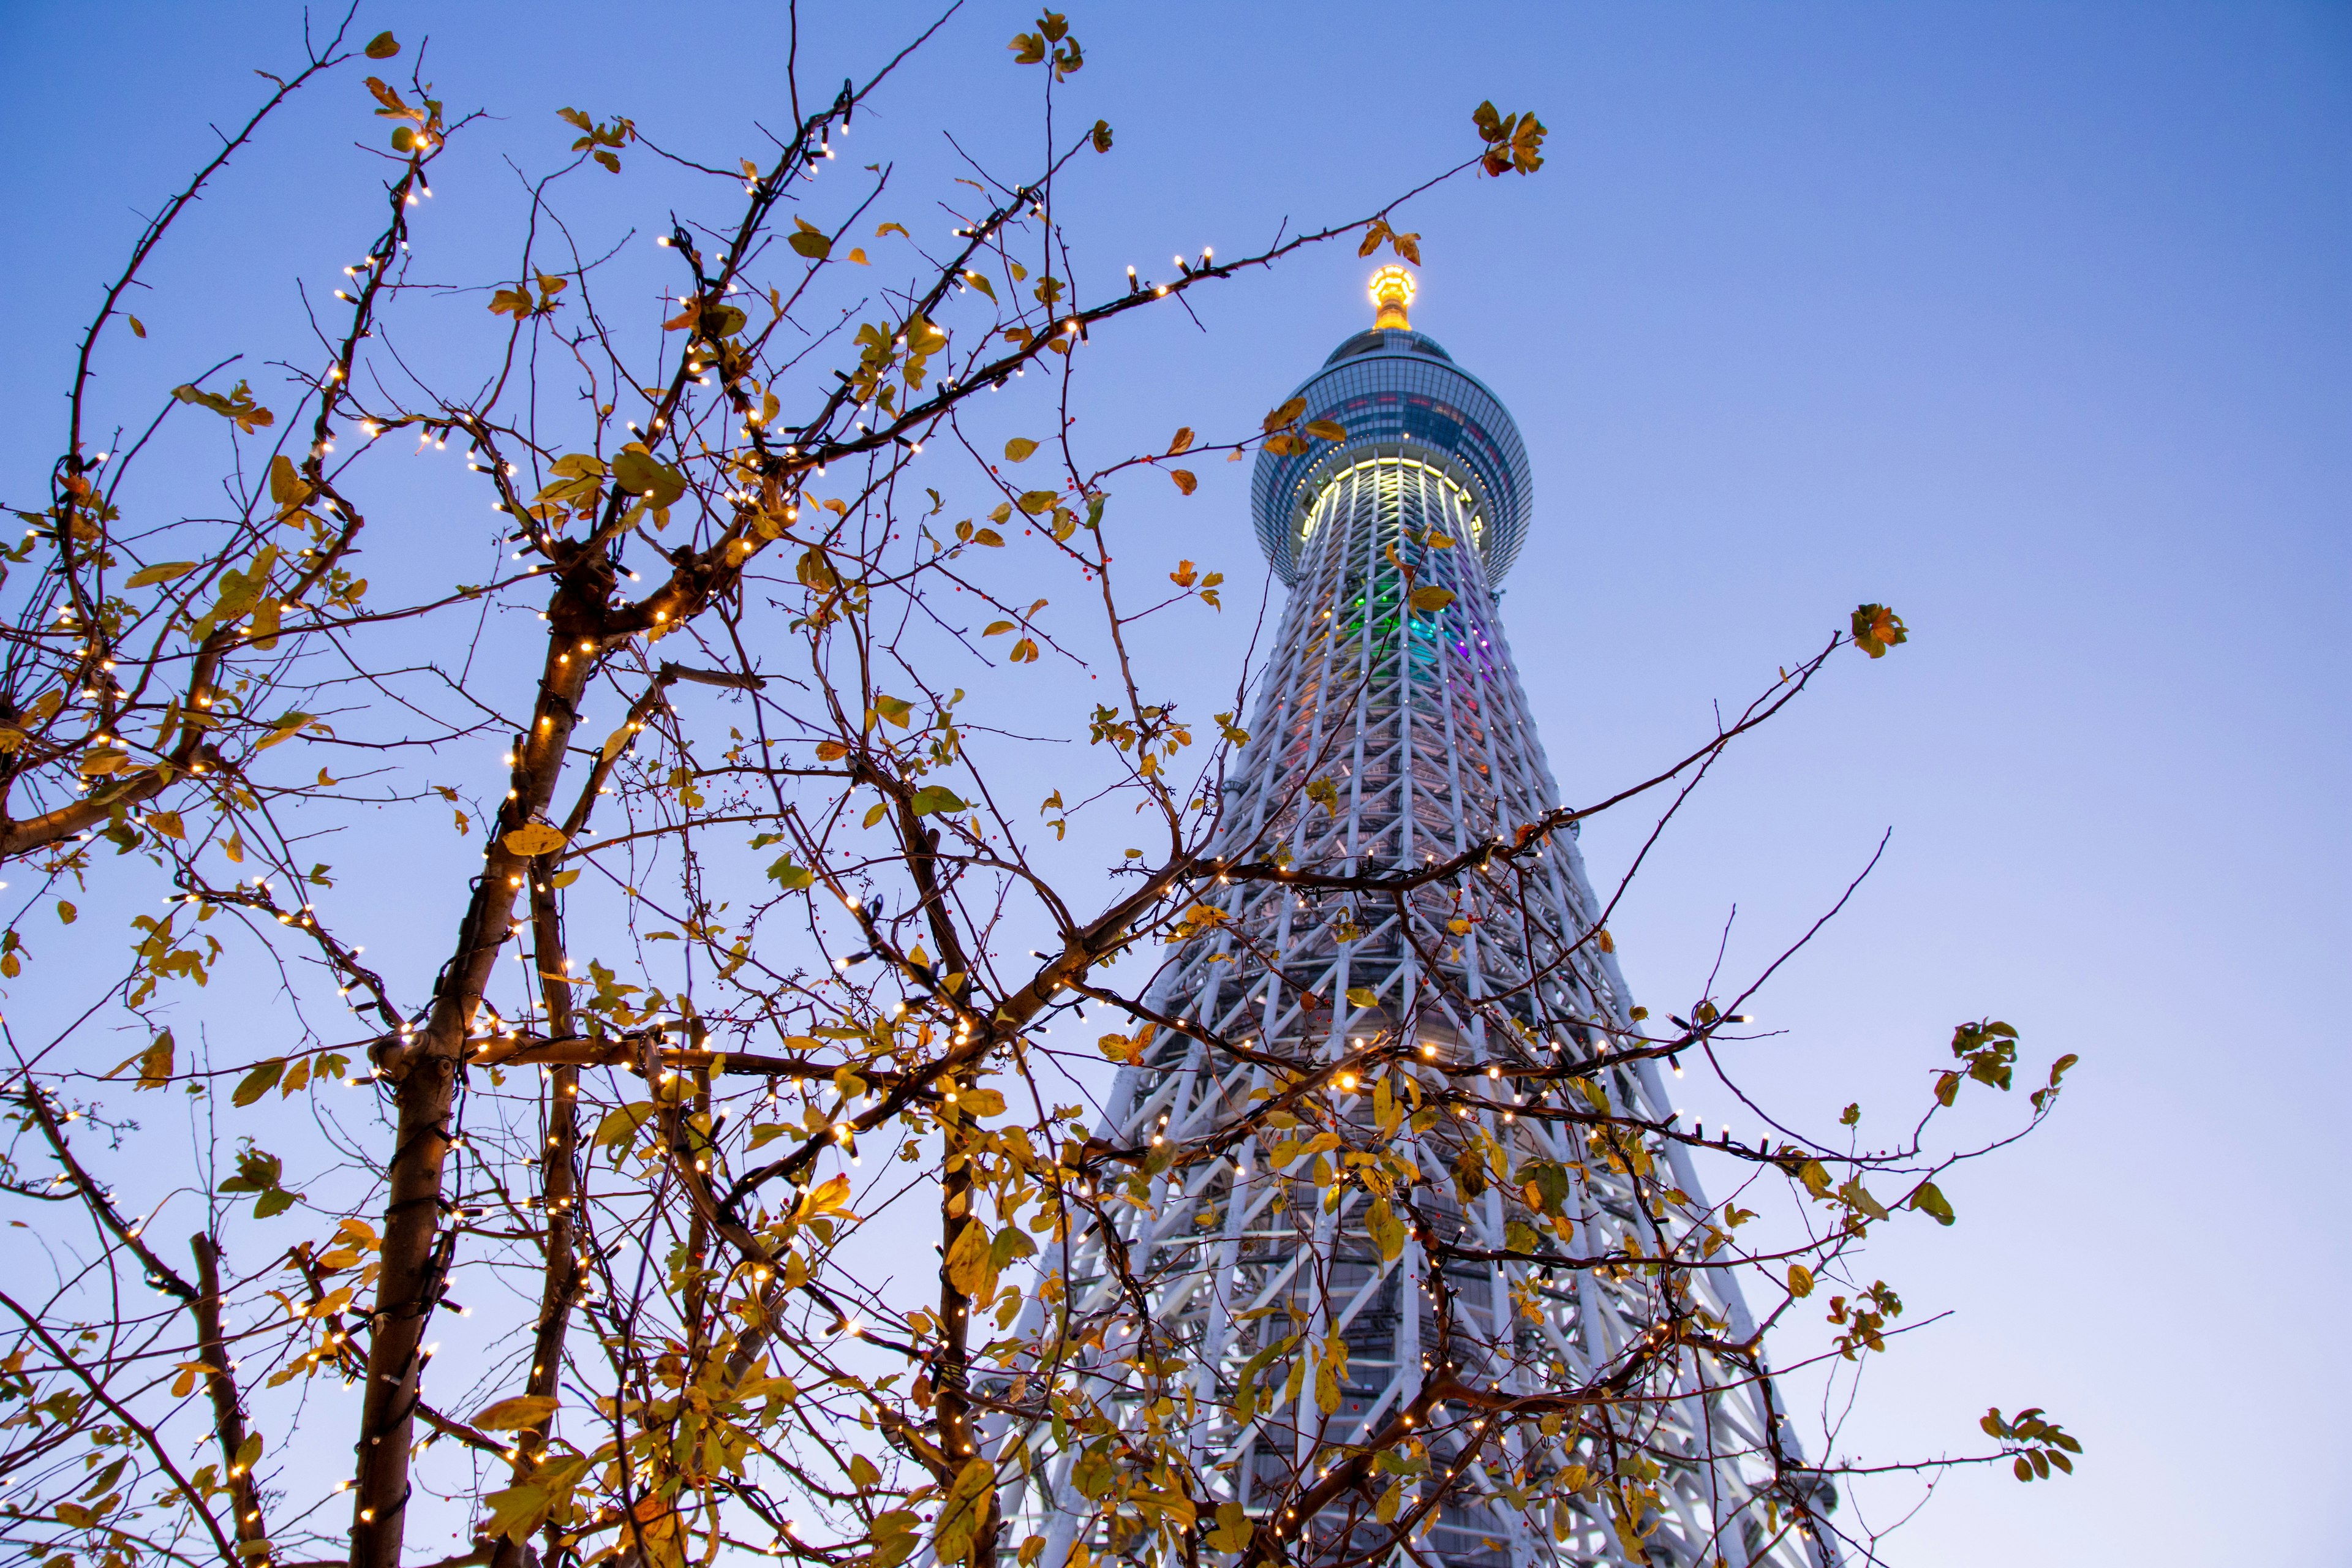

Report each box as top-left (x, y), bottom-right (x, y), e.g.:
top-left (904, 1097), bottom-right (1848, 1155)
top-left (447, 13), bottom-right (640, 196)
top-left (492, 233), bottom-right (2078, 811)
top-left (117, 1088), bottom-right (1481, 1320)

top-left (3, 4), bottom-right (2346, 1563)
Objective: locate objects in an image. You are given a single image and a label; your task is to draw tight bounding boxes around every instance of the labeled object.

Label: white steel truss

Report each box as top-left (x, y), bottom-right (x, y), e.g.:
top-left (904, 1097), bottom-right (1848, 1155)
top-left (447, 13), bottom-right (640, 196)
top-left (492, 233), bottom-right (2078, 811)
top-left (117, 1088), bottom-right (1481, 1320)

top-left (1005, 428), bottom-right (1834, 1568)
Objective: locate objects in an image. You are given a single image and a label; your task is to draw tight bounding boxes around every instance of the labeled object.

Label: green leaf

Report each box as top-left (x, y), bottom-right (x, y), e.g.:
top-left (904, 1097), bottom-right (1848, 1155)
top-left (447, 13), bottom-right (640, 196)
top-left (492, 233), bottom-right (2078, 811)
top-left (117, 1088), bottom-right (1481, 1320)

top-left (611, 447), bottom-right (687, 508)
top-left (1908, 1180), bottom-right (1956, 1226)
top-left (592, 1102), bottom-right (657, 1151)
top-left (364, 31), bottom-right (400, 58)
top-left (1852, 602), bottom-right (1908, 657)
top-left (1344, 986), bottom-right (1378, 1009)
top-left (788, 217), bottom-right (832, 259)
top-left (125, 561), bottom-right (197, 589)
top-left (255, 712), bottom-right (315, 751)
top-left (911, 786), bottom-right (968, 817)
top-left (766, 854), bottom-right (814, 891)
top-left (233, 1059), bottom-right (285, 1107)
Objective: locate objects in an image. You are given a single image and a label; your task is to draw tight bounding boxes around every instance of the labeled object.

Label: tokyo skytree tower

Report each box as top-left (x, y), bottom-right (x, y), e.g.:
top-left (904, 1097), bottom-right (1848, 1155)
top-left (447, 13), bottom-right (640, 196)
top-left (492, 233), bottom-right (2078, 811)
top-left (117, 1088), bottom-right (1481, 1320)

top-left (1006, 270), bottom-right (1833, 1568)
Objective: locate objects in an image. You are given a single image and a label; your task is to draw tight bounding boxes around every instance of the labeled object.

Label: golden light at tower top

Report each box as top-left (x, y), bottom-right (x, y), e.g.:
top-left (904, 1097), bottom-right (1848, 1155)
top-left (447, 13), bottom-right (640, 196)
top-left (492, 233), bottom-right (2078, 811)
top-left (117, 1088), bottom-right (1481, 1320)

top-left (1369, 263), bottom-right (1415, 330)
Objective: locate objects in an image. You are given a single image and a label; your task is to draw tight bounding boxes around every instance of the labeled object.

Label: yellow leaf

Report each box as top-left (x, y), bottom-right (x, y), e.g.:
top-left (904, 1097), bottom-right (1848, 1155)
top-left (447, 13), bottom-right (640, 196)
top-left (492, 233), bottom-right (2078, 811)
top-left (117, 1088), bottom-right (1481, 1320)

top-left (472, 1393), bottom-right (560, 1431)
top-left (802, 1174), bottom-right (854, 1216)
top-left (1003, 437), bottom-right (1039, 463)
top-left (138, 1030), bottom-right (176, 1090)
top-left (944, 1218), bottom-right (991, 1297)
top-left (502, 823), bottom-right (568, 857)
top-left (268, 453), bottom-right (313, 513)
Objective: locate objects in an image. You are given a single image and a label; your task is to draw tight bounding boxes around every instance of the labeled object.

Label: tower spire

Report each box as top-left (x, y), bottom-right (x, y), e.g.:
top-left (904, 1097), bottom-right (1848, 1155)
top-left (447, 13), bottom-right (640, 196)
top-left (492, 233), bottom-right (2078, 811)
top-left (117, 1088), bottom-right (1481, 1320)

top-left (1370, 263), bottom-right (1415, 330)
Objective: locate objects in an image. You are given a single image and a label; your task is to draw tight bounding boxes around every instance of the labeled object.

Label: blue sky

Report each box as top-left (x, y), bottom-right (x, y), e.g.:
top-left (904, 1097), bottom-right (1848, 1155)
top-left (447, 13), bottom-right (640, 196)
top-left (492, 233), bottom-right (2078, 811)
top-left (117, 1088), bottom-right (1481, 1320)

top-left (3, 4), bottom-right (2346, 1562)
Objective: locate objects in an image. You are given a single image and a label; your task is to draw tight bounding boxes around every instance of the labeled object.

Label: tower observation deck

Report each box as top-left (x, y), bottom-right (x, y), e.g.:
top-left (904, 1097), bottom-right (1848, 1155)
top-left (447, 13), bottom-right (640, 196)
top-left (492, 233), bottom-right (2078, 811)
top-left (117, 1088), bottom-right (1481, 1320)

top-left (1006, 272), bottom-right (1834, 1568)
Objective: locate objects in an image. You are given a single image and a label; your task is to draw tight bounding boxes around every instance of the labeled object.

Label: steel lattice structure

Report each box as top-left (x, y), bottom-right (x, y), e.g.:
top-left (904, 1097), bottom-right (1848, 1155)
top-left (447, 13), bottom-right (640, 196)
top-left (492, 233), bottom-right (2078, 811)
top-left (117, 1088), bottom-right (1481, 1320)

top-left (1005, 277), bottom-right (1833, 1568)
